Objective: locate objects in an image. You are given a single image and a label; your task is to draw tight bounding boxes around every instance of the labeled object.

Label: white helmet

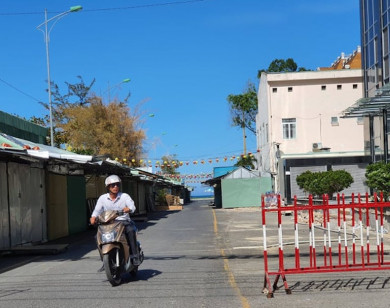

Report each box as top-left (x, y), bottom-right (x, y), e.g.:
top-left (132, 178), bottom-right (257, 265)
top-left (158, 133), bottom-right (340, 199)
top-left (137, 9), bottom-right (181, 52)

top-left (105, 175), bottom-right (122, 187)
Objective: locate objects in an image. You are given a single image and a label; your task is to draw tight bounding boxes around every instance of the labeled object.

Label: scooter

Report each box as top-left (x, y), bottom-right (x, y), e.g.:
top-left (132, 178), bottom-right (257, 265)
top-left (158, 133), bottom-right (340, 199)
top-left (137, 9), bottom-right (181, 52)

top-left (96, 210), bottom-right (144, 286)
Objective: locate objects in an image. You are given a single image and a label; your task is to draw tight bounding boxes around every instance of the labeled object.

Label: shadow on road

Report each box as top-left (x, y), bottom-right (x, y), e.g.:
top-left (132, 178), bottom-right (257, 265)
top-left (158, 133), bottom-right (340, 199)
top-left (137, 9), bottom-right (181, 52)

top-left (136, 210), bottom-right (181, 232)
top-left (121, 269), bottom-right (163, 283)
top-left (0, 209), bottom-right (183, 275)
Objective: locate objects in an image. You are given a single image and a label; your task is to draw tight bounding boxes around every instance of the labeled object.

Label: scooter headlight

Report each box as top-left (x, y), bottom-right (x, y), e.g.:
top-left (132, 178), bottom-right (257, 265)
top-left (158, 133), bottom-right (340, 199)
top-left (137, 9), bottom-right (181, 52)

top-left (101, 230), bottom-right (117, 243)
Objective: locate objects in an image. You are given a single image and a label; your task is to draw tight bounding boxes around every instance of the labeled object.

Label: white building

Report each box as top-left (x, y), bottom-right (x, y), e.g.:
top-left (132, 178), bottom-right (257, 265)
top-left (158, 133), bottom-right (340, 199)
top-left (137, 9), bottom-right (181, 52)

top-left (256, 67), bottom-right (365, 199)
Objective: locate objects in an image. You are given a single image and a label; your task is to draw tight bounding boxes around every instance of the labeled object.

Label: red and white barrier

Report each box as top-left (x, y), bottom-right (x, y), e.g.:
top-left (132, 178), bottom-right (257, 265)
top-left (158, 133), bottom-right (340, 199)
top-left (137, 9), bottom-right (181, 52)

top-left (262, 193), bottom-right (390, 298)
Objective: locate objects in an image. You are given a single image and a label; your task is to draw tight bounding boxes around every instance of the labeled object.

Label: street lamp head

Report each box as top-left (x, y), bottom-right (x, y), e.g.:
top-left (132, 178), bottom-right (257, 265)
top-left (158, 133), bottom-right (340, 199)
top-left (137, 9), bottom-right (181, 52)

top-left (70, 5), bottom-right (83, 12)
top-left (122, 78), bottom-right (131, 83)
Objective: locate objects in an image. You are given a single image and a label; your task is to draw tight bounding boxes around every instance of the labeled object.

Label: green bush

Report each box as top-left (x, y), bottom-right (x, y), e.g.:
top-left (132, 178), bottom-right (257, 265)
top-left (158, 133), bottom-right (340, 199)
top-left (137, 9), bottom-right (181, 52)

top-left (296, 170), bottom-right (314, 192)
top-left (296, 169), bottom-right (353, 198)
top-left (156, 189), bottom-right (168, 206)
top-left (365, 162), bottom-right (390, 198)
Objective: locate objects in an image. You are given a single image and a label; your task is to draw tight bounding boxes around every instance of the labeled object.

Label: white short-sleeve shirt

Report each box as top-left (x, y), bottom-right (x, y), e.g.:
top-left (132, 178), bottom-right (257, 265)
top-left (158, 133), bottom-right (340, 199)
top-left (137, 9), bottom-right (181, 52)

top-left (91, 192), bottom-right (135, 221)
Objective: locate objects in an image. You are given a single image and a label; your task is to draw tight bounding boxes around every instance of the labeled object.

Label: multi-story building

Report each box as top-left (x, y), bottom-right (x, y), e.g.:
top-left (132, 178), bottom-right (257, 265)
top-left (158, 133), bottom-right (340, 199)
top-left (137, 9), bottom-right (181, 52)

top-left (344, 1), bottom-right (390, 163)
top-left (256, 48), bottom-right (367, 200)
top-left (360, 0), bottom-right (389, 97)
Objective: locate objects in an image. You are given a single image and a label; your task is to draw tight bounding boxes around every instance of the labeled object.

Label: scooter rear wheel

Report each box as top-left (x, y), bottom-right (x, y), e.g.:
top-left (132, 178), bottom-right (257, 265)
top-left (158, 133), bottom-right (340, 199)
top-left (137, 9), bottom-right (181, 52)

top-left (103, 248), bottom-right (122, 286)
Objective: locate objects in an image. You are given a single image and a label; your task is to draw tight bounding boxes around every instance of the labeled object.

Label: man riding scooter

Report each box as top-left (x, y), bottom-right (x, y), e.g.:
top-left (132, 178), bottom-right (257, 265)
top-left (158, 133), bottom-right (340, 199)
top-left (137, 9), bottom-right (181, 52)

top-left (90, 175), bottom-right (141, 270)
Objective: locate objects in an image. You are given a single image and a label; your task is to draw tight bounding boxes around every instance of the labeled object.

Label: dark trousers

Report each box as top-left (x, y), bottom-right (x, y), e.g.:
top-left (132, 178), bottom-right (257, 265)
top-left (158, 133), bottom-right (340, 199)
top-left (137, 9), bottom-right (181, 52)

top-left (122, 220), bottom-right (138, 258)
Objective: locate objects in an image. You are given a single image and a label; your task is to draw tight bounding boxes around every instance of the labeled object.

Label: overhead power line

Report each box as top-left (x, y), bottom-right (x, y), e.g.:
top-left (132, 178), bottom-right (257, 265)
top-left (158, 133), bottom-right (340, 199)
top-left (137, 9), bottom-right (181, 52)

top-left (0, 0), bottom-right (206, 16)
top-left (0, 77), bottom-right (42, 103)
top-left (82, 0), bottom-right (206, 12)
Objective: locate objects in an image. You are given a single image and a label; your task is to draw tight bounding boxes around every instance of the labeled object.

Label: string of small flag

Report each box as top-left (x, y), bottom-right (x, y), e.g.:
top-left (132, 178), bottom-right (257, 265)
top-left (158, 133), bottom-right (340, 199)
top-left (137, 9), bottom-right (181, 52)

top-left (114, 151), bottom-right (258, 169)
top-left (156, 172), bottom-right (213, 183)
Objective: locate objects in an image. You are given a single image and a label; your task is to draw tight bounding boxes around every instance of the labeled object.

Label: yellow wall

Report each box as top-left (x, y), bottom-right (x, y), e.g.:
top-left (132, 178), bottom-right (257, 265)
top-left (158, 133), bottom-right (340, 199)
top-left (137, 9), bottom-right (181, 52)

top-left (46, 173), bottom-right (68, 240)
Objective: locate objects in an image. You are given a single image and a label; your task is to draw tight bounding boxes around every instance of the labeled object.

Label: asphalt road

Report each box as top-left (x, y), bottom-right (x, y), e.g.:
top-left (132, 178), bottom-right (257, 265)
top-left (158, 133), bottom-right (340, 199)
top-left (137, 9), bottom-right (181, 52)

top-left (1, 200), bottom-right (390, 307)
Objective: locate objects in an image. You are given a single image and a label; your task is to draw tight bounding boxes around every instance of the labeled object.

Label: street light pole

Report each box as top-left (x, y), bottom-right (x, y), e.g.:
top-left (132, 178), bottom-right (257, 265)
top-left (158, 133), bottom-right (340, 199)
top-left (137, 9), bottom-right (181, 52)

top-left (43, 9), bottom-right (53, 147)
top-left (37, 6), bottom-right (82, 147)
top-left (107, 78), bottom-right (131, 102)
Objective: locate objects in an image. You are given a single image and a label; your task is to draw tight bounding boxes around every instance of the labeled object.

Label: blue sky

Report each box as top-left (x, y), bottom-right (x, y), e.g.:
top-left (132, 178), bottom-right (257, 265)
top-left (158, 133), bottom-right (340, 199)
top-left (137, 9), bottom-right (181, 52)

top-left (0, 0), bottom-right (360, 195)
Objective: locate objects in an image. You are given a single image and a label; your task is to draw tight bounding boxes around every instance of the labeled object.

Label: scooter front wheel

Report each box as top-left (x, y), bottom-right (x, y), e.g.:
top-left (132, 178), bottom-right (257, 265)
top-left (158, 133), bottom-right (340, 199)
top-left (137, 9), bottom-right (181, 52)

top-left (103, 248), bottom-right (122, 286)
top-left (130, 266), bottom-right (138, 277)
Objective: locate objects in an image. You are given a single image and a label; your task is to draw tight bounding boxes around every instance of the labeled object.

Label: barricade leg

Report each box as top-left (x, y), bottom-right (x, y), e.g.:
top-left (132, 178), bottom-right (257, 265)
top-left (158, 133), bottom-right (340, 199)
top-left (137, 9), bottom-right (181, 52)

top-left (263, 273), bottom-right (274, 298)
top-left (262, 194), bottom-right (291, 298)
top-left (274, 273), bottom-right (291, 295)
top-left (263, 273), bottom-right (291, 298)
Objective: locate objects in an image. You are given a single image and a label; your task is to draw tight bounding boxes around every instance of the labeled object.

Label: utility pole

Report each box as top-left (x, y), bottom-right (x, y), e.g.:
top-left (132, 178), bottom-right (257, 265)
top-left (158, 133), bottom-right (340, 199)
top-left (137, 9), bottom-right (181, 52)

top-left (242, 110), bottom-right (247, 155)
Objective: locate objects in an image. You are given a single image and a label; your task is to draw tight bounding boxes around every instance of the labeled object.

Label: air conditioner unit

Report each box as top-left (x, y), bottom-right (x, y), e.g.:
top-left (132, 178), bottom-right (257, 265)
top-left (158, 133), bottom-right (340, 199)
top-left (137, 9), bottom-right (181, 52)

top-left (312, 142), bottom-right (322, 152)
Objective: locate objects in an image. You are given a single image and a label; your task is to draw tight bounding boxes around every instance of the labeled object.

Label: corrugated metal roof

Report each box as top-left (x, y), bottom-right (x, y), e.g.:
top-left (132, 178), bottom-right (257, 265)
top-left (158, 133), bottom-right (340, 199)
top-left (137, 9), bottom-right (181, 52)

top-left (0, 134), bottom-right (24, 150)
top-left (0, 133), bottom-right (183, 187)
top-left (0, 133), bottom-right (93, 163)
top-left (203, 167), bottom-right (258, 185)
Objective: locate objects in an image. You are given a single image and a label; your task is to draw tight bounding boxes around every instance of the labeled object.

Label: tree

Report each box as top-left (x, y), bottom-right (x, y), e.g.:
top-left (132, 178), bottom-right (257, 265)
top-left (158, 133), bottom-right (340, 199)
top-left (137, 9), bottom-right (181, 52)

top-left (58, 96), bottom-right (145, 164)
top-left (365, 162), bottom-right (390, 198)
top-left (38, 76), bottom-right (96, 146)
top-left (51, 76), bottom-right (95, 107)
top-left (42, 76), bottom-right (145, 163)
top-left (159, 155), bottom-right (180, 175)
top-left (296, 170), bottom-right (353, 198)
top-left (29, 116), bottom-right (46, 127)
top-left (227, 81), bottom-right (258, 154)
top-left (234, 154), bottom-right (257, 169)
top-left (38, 76), bottom-right (145, 164)
top-left (257, 58), bottom-right (310, 79)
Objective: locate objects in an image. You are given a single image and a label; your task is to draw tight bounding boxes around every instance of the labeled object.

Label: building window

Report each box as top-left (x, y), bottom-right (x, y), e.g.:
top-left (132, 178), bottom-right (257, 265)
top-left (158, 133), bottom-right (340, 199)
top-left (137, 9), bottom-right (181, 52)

top-left (321, 85), bottom-right (326, 90)
top-left (337, 85), bottom-right (342, 90)
top-left (272, 88), bottom-right (277, 93)
top-left (353, 84), bottom-right (358, 89)
top-left (357, 117), bottom-right (364, 125)
top-left (288, 87), bottom-right (293, 92)
top-left (282, 118), bottom-right (296, 139)
top-left (331, 116), bottom-right (339, 126)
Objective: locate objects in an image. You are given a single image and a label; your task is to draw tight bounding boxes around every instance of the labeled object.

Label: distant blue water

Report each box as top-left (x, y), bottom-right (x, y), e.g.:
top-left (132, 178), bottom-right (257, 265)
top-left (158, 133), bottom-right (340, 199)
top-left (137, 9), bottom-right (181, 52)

top-left (191, 195), bottom-right (213, 199)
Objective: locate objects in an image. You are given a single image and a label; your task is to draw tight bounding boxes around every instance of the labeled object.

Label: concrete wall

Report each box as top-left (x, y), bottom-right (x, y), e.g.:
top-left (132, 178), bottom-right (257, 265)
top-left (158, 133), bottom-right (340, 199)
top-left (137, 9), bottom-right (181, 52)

top-left (257, 69), bottom-right (364, 180)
